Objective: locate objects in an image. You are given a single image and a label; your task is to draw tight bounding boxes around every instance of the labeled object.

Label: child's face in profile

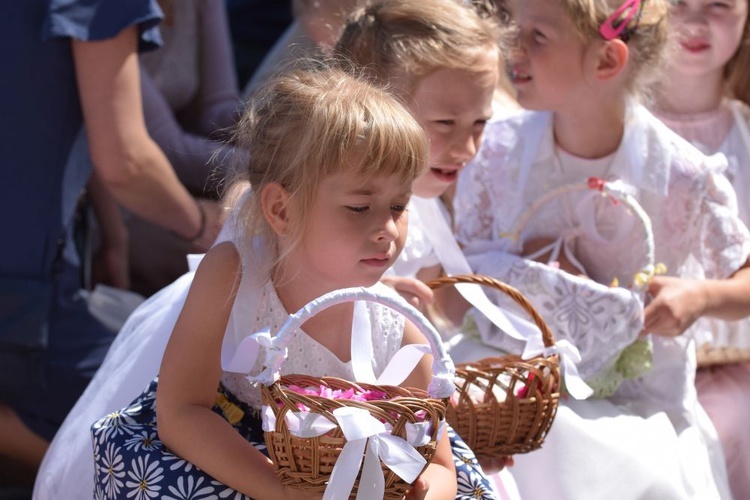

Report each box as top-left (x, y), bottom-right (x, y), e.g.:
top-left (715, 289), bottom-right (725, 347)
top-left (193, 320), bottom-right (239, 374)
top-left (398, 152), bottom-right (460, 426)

top-left (510, 0), bottom-right (593, 111)
top-left (667, 0), bottom-right (748, 79)
top-left (408, 51), bottom-right (499, 199)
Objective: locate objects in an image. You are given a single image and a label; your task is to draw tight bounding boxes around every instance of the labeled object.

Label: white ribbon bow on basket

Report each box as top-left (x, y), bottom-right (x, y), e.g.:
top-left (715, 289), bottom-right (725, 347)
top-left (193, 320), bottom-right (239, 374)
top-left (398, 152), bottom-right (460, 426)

top-left (224, 286), bottom-right (456, 498)
top-left (522, 336), bottom-right (592, 399)
top-left (259, 406), bottom-right (438, 500)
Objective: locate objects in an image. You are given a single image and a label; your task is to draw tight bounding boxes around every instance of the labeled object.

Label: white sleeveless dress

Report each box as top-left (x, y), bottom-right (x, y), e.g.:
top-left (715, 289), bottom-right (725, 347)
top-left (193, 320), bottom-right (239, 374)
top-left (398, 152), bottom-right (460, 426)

top-left (33, 234), bottom-right (405, 499)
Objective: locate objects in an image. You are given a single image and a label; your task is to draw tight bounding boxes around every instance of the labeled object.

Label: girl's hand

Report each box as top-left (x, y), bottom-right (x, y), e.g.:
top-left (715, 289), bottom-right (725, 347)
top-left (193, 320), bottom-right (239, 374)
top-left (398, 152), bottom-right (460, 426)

top-left (381, 275), bottom-right (435, 310)
top-left (404, 476), bottom-right (430, 499)
top-left (479, 455), bottom-right (514, 474)
top-left (642, 275), bottom-right (707, 337)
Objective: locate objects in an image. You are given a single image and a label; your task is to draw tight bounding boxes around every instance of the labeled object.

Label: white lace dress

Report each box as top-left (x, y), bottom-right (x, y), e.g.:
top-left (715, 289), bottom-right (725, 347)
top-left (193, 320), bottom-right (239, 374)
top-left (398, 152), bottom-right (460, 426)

top-left (453, 104), bottom-right (750, 500)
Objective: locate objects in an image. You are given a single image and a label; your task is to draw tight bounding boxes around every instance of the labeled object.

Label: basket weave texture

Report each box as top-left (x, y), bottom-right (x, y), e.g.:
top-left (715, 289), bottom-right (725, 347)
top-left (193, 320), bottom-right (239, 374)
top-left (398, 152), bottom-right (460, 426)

top-left (261, 376), bottom-right (446, 499)
top-left (252, 288), bottom-right (455, 499)
top-left (697, 343), bottom-right (750, 368)
top-left (427, 274), bottom-right (561, 459)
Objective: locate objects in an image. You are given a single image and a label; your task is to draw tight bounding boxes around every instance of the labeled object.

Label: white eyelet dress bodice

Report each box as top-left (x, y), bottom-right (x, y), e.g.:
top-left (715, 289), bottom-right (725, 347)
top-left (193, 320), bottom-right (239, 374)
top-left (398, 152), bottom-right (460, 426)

top-left (221, 279), bottom-right (406, 410)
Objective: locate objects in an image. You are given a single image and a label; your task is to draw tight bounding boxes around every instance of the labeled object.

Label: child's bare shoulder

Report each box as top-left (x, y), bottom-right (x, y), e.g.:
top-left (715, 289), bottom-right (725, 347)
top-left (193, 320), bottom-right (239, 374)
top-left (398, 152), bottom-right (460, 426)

top-left (194, 241), bottom-right (242, 284)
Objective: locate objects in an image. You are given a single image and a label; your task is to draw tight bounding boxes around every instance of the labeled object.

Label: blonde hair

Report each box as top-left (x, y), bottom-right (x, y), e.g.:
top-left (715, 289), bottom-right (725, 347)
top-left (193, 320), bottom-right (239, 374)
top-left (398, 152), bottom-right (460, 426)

top-left (334, 0), bottom-right (503, 90)
top-left (229, 63), bottom-right (429, 275)
top-left (559, 0), bottom-right (670, 94)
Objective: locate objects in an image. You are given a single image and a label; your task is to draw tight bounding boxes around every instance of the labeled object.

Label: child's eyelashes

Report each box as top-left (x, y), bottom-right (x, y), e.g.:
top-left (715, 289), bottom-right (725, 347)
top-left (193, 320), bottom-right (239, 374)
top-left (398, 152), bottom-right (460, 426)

top-left (346, 205), bottom-right (369, 214)
top-left (434, 119), bottom-right (488, 129)
top-left (346, 204), bottom-right (408, 214)
top-left (533, 29), bottom-right (547, 44)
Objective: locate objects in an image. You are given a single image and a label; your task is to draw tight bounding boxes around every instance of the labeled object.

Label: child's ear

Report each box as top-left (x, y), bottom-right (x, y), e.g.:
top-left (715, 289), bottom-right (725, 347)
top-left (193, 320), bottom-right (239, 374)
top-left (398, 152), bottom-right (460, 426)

top-left (595, 38), bottom-right (629, 81)
top-left (261, 182), bottom-right (291, 237)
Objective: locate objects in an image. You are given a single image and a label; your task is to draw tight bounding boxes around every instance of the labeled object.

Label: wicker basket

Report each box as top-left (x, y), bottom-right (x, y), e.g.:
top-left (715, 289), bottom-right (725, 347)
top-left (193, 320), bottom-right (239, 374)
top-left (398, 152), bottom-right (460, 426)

top-left (427, 274), bottom-right (561, 459)
top-left (697, 343), bottom-right (750, 368)
top-left (254, 287), bottom-right (456, 499)
top-left (508, 177), bottom-right (659, 290)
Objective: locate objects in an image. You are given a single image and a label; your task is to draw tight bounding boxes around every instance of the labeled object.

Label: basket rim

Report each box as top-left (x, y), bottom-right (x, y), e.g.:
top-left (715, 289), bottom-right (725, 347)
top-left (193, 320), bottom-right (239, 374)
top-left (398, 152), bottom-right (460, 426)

top-left (260, 374), bottom-right (449, 426)
top-left (696, 343), bottom-right (750, 368)
top-left (508, 178), bottom-right (656, 280)
top-left (426, 274), bottom-right (556, 349)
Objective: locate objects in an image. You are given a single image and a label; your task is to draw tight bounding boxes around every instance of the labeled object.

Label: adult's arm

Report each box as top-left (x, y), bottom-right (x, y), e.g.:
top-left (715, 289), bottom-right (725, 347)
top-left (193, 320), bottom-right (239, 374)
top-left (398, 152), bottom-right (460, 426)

top-left (72, 26), bottom-right (220, 250)
top-left (141, 68), bottom-right (236, 196)
top-left (193, 0), bottom-right (242, 135)
top-left (86, 173), bottom-right (130, 289)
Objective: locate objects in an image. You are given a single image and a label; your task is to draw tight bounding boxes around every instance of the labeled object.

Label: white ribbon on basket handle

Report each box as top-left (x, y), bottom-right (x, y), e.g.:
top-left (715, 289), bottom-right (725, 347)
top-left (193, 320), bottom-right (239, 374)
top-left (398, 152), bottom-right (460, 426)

top-left (521, 337), bottom-right (593, 400)
top-left (411, 195), bottom-right (542, 345)
top-left (233, 287), bottom-right (455, 399)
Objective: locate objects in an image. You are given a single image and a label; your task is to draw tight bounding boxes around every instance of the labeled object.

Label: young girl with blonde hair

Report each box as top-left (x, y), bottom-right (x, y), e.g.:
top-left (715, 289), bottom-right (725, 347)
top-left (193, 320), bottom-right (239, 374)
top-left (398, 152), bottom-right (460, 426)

top-left (334, 0), bottom-right (501, 300)
top-left (651, 1), bottom-right (750, 496)
top-left (40, 65), bottom-right (462, 499)
top-left (454, 0), bottom-right (750, 497)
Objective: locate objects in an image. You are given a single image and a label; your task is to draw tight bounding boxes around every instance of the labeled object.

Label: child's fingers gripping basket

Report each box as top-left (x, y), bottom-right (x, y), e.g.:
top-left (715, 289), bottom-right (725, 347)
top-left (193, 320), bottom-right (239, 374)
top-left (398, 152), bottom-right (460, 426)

top-left (427, 274), bottom-right (561, 459)
top-left (250, 287), bottom-right (455, 500)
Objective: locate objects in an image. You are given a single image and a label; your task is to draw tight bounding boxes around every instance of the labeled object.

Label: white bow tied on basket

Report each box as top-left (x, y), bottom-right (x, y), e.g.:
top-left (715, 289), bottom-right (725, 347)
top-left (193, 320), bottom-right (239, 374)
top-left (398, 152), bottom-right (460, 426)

top-left (223, 286), bottom-right (456, 500)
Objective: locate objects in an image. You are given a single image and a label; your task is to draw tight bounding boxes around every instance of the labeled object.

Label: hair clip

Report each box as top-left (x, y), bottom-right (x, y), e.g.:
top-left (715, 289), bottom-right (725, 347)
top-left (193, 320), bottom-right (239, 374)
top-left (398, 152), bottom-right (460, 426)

top-left (599, 0), bottom-right (644, 41)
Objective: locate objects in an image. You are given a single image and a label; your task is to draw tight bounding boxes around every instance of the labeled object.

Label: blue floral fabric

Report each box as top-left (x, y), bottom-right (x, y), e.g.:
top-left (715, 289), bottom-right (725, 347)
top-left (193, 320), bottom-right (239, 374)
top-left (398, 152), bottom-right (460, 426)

top-left (449, 427), bottom-right (498, 500)
top-left (91, 378), bottom-right (497, 499)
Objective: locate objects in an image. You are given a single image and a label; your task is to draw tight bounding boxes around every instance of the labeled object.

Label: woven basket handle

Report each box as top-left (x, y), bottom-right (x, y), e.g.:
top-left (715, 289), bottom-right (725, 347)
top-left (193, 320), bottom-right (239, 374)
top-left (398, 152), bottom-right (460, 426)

top-left (510, 178), bottom-right (656, 286)
top-left (261, 287), bottom-right (456, 398)
top-left (426, 274), bottom-right (555, 349)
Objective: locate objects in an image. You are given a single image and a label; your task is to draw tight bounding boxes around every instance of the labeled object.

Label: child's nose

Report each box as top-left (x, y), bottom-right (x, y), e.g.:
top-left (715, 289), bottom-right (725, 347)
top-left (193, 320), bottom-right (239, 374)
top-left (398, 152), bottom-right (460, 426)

top-left (375, 215), bottom-right (400, 242)
top-left (453, 133), bottom-right (478, 163)
top-left (509, 36), bottom-right (527, 61)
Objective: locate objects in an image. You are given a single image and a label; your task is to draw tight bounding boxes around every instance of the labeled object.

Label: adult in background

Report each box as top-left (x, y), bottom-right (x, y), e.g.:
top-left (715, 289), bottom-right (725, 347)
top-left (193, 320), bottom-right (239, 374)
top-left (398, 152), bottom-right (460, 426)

top-left (0, 0), bottom-right (222, 493)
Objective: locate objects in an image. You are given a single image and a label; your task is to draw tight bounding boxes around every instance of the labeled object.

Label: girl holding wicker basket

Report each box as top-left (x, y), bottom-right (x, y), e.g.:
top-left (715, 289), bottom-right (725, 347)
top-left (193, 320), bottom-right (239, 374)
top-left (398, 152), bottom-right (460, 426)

top-left (453, 0), bottom-right (750, 498)
top-left (650, 2), bottom-right (750, 496)
top-left (84, 65), bottom-right (469, 499)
